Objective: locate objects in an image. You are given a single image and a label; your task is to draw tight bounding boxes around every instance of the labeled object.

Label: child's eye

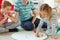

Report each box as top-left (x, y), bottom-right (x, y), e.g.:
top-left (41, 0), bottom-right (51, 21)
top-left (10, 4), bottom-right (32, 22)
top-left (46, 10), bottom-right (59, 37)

top-left (6, 8), bottom-right (10, 10)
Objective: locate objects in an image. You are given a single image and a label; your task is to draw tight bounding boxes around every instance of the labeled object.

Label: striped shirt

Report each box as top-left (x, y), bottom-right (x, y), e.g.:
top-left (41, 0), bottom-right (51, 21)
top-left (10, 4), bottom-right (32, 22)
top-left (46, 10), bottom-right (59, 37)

top-left (14, 0), bottom-right (35, 21)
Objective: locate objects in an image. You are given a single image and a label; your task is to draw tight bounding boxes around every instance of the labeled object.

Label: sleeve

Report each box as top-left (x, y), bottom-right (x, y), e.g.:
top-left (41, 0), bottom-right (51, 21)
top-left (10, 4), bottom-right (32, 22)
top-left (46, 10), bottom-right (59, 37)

top-left (30, 1), bottom-right (35, 10)
top-left (0, 0), bottom-right (2, 9)
top-left (14, 0), bottom-right (20, 12)
top-left (51, 11), bottom-right (58, 27)
top-left (36, 19), bottom-right (44, 32)
top-left (50, 12), bottom-right (58, 35)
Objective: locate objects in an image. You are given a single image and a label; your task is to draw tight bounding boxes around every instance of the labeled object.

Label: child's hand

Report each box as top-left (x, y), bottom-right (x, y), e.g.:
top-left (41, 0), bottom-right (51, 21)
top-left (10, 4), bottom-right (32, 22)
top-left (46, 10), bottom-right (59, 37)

top-left (3, 13), bottom-right (8, 18)
top-left (34, 28), bottom-right (36, 33)
top-left (35, 32), bottom-right (40, 37)
top-left (10, 11), bottom-right (18, 14)
top-left (33, 24), bottom-right (36, 33)
top-left (8, 11), bottom-right (18, 17)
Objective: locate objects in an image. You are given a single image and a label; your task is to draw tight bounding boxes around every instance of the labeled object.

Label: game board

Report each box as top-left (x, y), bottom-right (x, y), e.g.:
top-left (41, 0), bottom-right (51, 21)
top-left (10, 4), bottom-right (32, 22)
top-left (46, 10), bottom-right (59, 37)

top-left (11, 31), bottom-right (47, 40)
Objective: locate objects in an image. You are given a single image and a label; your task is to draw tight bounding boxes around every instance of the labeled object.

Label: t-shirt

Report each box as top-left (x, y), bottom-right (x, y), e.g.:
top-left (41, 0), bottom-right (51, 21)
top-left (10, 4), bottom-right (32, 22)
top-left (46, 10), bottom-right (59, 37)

top-left (0, 11), bottom-right (15, 23)
top-left (14, 0), bottom-right (35, 21)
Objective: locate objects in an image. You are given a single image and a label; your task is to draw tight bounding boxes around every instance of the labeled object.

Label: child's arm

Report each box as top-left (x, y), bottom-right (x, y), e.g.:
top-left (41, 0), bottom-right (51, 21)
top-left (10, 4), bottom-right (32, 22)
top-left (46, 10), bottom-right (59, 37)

top-left (50, 12), bottom-right (58, 35)
top-left (36, 19), bottom-right (44, 33)
top-left (7, 11), bottom-right (18, 22)
top-left (35, 19), bottom-right (44, 37)
top-left (0, 13), bottom-right (8, 25)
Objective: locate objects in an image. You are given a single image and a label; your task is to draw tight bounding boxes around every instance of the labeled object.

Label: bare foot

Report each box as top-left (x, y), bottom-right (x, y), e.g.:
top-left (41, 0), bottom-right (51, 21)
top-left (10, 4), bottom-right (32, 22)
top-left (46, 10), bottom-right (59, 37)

top-left (51, 35), bottom-right (58, 40)
top-left (0, 29), bottom-right (9, 34)
top-left (5, 29), bottom-right (9, 33)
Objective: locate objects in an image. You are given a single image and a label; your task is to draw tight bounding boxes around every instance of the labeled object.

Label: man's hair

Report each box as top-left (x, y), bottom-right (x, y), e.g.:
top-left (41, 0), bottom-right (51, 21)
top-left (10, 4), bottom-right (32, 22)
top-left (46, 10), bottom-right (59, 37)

top-left (3, 1), bottom-right (12, 8)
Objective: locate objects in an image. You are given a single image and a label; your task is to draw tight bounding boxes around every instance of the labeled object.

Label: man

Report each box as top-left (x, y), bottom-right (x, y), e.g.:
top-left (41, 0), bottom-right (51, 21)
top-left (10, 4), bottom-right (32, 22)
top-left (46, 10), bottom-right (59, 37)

top-left (14, 0), bottom-right (47, 31)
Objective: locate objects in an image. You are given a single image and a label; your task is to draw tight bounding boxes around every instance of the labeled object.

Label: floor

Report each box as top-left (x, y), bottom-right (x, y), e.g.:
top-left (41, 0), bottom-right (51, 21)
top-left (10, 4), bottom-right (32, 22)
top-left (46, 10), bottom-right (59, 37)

top-left (0, 32), bottom-right (15, 40)
top-left (0, 29), bottom-right (60, 40)
top-left (0, 27), bottom-right (23, 40)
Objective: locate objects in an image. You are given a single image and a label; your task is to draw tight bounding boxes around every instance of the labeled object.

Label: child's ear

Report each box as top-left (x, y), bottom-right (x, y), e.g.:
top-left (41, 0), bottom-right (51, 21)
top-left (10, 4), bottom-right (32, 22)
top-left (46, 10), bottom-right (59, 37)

top-left (48, 8), bottom-right (52, 13)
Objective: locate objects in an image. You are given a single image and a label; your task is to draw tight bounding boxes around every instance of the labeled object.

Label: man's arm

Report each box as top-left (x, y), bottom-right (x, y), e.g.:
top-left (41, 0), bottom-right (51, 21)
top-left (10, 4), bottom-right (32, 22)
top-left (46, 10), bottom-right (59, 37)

top-left (14, 0), bottom-right (20, 12)
top-left (30, 1), bottom-right (37, 24)
top-left (32, 9), bottom-right (37, 24)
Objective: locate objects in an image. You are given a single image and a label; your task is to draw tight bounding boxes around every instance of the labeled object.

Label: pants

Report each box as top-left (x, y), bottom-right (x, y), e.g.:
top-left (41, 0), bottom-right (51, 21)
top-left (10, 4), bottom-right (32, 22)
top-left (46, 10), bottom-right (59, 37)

top-left (21, 17), bottom-right (47, 31)
top-left (0, 22), bottom-right (19, 33)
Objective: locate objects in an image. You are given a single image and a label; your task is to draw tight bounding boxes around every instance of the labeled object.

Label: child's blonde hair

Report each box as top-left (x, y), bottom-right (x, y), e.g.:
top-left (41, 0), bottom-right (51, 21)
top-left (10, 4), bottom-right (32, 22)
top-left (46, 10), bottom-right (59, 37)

top-left (2, 1), bottom-right (12, 8)
top-left (40, 4), bottom-right (52, 22)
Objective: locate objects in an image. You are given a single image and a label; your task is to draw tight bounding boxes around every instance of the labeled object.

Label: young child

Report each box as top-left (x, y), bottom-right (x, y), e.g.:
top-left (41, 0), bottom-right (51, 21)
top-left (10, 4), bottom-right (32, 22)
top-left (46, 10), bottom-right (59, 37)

top-left (0, 1), bottom-right (19, 33)
top-left (35, 4), bottom-right (58, 38)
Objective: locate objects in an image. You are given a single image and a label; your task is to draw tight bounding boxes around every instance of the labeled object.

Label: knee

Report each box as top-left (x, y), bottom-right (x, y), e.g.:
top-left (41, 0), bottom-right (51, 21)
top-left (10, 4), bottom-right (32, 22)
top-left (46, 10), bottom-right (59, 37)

top-left (21, 21), bottom-right (34, 31)
top-left (34, 18), bottom-right (40, 27)
top-left (24, 21), bottom-right (34, 31)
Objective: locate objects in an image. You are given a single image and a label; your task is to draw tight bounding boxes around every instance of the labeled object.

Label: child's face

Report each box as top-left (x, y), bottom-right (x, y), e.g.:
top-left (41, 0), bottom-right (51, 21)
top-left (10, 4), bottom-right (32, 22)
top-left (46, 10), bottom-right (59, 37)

top-left (40, 11), bottom-right (48, 17)
top-left (4, 6), bottom-right (11, 12)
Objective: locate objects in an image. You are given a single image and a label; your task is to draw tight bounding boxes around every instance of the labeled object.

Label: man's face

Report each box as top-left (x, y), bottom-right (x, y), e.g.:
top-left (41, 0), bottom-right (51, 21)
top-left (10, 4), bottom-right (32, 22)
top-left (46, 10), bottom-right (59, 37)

top-left (23, 0), bottom-right (28, 4)
top-left (24, 0), bottom-right (28, 2)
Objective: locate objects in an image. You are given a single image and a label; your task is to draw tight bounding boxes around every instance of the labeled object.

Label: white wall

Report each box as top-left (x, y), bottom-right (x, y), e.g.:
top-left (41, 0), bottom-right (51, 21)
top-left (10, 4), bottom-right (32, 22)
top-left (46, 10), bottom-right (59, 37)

top-left (43, 0), bottom-right (55, 8)
top-left (7, 0), bottom-right (60, 12)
